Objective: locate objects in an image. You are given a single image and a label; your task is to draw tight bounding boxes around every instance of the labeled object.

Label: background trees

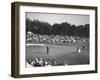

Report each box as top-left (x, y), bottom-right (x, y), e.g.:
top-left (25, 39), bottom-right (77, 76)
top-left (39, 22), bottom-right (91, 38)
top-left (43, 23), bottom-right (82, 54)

top-left (26, 18), bottom-right (89, 38)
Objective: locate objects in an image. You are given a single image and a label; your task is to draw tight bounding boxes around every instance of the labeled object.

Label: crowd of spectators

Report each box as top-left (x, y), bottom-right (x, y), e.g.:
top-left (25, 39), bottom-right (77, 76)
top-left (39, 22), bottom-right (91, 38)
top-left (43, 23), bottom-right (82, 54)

top-left (26, 31), bottom-right (88, 45)
top-left (27, 57), bottom-right (67, 67)
top-left (26, 31), bottom-right (89, 67)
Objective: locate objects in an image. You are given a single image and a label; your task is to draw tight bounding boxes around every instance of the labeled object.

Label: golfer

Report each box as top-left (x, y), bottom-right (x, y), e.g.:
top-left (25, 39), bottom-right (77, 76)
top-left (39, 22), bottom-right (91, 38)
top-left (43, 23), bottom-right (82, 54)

top-left (77, 47), bottom-right (81, 53)
top-left (46, 46), bottom-right (49, 55)
top-left (83, 42), bottom-right (86, 51)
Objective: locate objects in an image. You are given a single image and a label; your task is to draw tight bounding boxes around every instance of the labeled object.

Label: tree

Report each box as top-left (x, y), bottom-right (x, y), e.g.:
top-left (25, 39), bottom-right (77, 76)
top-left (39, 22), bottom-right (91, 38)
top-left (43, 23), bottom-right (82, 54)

top-left (26, 19), bottom-right (89, 38)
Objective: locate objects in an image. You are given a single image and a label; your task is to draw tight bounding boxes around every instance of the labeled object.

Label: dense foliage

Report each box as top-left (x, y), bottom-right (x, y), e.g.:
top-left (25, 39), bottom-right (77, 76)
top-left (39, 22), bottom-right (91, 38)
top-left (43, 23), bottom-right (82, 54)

top-left (26, 19), bottom-right (89, 38)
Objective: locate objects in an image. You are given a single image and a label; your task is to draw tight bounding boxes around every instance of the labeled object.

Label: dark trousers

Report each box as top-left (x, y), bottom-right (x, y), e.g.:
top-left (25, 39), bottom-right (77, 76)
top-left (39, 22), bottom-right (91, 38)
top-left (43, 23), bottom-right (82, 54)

top-left (46, 46), bottom-right (49, 55)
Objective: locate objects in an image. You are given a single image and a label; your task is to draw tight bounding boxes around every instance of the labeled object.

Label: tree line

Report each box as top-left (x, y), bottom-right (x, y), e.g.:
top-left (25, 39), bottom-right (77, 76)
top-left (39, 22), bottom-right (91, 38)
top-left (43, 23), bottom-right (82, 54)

top-left (26, 18), bottom-right (89, 38)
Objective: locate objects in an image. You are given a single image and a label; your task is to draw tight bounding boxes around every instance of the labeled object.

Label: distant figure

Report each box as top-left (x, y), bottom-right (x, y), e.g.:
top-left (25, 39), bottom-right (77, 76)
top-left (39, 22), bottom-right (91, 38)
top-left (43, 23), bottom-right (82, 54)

top-left (83, 45), bottom-right (85, 51)
top-left (78, 48), bottom-right (81, 53)
top-left (77, 47), bottom-right (81, 53)
top-left (83, 42), bottom-right (86, 51)
top-left (46, 46), bottom-right (49, 55)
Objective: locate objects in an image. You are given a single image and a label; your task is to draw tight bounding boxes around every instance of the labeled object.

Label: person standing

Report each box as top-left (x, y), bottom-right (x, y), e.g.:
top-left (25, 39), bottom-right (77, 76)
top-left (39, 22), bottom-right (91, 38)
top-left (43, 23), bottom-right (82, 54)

top-left (46, 46), bottom-right (49, 55)
top-left (77, 47), bottom-right (81, 53)
top-left (83, 42), bottom-right (86, 51)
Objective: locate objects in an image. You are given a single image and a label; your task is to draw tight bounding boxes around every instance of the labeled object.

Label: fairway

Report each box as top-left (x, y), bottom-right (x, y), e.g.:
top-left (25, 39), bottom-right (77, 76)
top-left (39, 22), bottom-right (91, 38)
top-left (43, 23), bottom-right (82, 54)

top-left (26, 43), bottom-right (89, 66)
